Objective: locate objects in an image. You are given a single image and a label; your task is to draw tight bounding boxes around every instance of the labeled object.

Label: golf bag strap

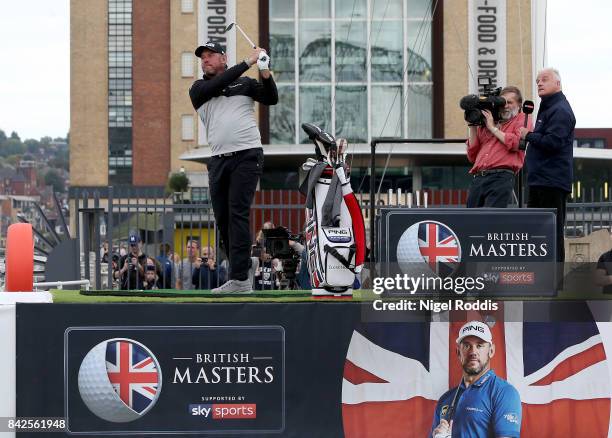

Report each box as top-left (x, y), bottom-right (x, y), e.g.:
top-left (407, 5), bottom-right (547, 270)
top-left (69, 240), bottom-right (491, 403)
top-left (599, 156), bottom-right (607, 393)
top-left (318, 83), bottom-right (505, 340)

top-left (323, 244), bottom-right (356, 274)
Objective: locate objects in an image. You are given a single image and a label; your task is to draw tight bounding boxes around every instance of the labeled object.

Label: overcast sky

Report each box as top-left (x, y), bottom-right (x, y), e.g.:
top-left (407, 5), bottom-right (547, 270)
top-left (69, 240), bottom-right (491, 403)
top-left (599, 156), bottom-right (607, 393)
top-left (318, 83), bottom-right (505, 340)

top-left (0, 0), bottom-right (610, 140)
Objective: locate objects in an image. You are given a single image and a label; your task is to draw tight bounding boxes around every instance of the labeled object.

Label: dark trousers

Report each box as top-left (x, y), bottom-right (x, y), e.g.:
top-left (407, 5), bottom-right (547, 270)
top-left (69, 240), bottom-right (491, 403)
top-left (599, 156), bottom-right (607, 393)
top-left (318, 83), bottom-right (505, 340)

top-left (466, 171), bottom-right (515, 208)
top-left (528, 185), bottom-right (567, 262)
top-left (208, 148), bottom-right (263, 281)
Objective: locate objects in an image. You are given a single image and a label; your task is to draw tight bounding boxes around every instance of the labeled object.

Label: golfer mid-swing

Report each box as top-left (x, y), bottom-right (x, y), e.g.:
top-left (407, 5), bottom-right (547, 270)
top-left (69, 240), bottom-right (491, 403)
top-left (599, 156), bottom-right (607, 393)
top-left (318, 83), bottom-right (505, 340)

top-left (189, 42), bottom-right (278, 293)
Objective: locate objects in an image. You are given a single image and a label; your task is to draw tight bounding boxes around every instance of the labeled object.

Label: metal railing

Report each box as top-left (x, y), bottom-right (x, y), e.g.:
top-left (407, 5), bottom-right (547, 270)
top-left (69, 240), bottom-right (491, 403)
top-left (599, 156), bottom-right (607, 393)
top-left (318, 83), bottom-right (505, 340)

top-left (1, 185), bottom-right (611, 292)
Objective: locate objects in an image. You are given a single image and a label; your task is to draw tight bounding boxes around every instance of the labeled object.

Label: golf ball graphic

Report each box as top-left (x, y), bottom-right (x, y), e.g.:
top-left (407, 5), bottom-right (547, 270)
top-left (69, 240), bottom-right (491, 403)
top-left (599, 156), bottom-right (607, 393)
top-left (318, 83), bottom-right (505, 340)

top-left (78, 338), bottom-right (162, 422)
top-left (396, 221), bottom-right (461, 278)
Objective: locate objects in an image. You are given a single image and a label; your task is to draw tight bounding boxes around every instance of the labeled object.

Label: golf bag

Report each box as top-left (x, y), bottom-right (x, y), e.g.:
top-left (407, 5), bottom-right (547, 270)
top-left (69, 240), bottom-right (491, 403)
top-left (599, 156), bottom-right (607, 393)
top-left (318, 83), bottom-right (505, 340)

top-left (299, 123), bottom-right (366, 297)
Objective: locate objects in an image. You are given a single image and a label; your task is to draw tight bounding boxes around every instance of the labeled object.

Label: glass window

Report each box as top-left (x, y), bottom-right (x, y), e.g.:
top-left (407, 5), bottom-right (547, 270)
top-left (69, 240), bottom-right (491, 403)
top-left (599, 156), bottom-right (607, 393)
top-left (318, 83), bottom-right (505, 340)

top-left (335, 21), bottom-right (367, 82)
top-left (335, 86), bottom-right (367, 143)
top-left (371, 0), bottom-right (402, 19)
top-left (270, 21), bottom-right (295, 82)
top-left (270, 0), bottom-right (294, 18)
top-left (299, 21), bottom-right (331, 81)
top-left (371, 86), bottom-right (403, 137)
top-left (406, 84), bottom-right (432, 138)
top-left (181, 52), bottom-right (194, 77)
top-left (181, 0), bottom-right (194, 13)
top-left (371, 21), bottom-right (403, 81)
top-left (336, 0), bottom-right (367, 19)
top-left (299, 0), bottom-right (330, 18)
top-left (270, 85), bottom-right (295, 144)
top-left (181, 115), bottom-right (195, 141)
top-left (268, 0), bottom-right (433, 143)
top-left (407, 0), bottom-right (431, 19)
top-left (406, 24), bottom-right (432, 80)
top-left (299, 86), bottom-right (331, 143)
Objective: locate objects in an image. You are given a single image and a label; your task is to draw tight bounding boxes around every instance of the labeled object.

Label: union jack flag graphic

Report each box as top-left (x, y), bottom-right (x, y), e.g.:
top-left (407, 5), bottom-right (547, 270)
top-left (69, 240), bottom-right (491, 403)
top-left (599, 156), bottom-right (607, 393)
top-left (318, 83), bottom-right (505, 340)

top-left (342, 303), bottom-right (611, 437)
top-left (418, 221), bottom-right (460, 277)
top-left (105, 340), bottom-right (161, 414)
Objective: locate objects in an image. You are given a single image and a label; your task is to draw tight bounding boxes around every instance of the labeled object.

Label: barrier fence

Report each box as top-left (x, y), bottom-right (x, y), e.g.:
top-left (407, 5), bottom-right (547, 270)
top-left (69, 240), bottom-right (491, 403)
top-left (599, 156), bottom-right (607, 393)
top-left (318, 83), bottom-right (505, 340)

top-left (1, 187), bottom-right (612, 291)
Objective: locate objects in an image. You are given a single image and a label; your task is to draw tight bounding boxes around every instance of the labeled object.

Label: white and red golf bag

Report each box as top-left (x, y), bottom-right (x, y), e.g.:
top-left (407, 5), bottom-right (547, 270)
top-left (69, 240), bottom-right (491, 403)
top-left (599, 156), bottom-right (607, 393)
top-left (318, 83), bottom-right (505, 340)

top-left (300, 123), bottom-right (366, 297)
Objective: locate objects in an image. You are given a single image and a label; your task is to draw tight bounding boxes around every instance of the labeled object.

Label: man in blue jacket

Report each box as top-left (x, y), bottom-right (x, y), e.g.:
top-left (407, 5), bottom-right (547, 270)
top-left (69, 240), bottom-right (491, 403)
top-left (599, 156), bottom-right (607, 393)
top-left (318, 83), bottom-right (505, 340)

top-left (520, 68), bottom-right (575, 263)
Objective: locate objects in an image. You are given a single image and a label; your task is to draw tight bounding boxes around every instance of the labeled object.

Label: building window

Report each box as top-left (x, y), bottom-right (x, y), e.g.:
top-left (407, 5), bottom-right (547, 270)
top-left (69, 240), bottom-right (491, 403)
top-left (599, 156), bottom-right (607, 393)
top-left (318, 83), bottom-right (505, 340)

top-left (182, 115), bottom-right (195, 141)
top-left (181, 0), bottom-right (194, 13)
top-left (191, 187), bottom-right (209, 202)
top-left (108, 0), bottom-right (133, 185)
top-left (181, 52), bottom-right (194, 77)
top-left (269, 0), bottom-right (433, 144)
top-left (576, 138), bottom-right (605, 149)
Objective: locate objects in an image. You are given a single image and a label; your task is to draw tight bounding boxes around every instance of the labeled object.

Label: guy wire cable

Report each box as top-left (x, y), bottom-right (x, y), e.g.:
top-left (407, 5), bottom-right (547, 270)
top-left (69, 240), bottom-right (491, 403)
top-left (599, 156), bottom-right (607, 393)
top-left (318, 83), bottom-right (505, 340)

top-left (542, 0), bottom-right (548, 68)
top-left (329, 0), bottom-right (360, 171)
top-left (377, 2), bottom-right (434, 197)
top-left (375, 0), bottom-right (438, 197)
top-left (517, 0), bottom-right (526, 95)
top-left (448, 1), bottom-right (478, 93)
top-left (356, 0), bottom-right (435, 195)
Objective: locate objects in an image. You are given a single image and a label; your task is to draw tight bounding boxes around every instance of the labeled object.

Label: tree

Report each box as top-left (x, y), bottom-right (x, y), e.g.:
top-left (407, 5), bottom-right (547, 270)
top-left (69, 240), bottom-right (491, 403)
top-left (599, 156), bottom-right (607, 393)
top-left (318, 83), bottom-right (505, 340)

top-left (0, 139), bottom-right (24, 157)
top-left (0, 130), bottom-right (6, 142)
top-left (167, 172), bottom-right (190, 193)
top-left (44, 169), bottom-right (66, 193)
top-left (24, 139), bottom-right (40, 154)
top-left (10, 131), bottom-right (20, 141)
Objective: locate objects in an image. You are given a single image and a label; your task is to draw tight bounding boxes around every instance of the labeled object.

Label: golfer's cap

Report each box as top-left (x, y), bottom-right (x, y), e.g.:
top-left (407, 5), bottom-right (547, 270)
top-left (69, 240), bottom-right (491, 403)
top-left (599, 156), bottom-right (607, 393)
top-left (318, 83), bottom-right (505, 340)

top-left (128, 234), bottom-right (141, 245)
top-left (456, 321), bottom-right (493, 344)
top-left (195, 42), bottom-right (225, 57)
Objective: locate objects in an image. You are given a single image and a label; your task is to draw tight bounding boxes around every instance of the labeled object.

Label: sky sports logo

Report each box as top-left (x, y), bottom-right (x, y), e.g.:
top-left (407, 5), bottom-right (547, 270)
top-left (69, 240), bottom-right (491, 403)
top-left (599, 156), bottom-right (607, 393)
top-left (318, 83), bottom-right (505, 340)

top-left (189, 404), bottom-right (256, 419)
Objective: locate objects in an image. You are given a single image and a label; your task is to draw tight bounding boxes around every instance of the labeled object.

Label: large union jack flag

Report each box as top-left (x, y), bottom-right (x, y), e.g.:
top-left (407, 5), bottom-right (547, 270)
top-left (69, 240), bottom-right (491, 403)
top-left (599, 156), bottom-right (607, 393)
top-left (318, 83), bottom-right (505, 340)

top-left (105, 340), bottom-right (160, 414)
top-left (418, 221), bottom-right (460, 277)
top-left (342, 303), bottom-right (611, 437)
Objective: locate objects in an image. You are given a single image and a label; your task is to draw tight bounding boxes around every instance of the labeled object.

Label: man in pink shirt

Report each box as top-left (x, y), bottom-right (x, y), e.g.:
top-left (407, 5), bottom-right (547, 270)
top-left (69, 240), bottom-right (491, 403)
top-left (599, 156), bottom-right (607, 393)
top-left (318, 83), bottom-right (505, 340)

top-left (466, 86), bottom-right (532, 208)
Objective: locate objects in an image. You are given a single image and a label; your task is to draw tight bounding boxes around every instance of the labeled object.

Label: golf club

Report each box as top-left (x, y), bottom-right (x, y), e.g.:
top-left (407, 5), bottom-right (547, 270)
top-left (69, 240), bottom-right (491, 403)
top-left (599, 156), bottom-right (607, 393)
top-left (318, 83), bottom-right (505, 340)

top-left (224, 22), bottom-right (256, 49)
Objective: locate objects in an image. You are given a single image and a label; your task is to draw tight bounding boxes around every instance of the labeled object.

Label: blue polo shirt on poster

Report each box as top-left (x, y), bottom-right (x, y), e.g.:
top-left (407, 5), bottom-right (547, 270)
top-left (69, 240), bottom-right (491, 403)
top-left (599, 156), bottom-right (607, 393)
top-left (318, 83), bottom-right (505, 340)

top-left (431, 370), bottom-right (522, 438)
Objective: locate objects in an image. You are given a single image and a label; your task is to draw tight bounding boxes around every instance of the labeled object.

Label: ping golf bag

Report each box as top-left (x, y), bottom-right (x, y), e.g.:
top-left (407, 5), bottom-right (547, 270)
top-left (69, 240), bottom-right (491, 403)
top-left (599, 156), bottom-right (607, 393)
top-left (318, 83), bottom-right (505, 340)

top-left (300, 123), bottom-right (366, 297)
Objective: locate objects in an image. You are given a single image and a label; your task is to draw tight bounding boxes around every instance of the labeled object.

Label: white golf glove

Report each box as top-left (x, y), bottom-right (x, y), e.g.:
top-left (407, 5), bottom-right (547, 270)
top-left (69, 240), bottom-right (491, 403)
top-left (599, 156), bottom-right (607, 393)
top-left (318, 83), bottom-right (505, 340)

top-left (257, 50), bottom-right (270, 71)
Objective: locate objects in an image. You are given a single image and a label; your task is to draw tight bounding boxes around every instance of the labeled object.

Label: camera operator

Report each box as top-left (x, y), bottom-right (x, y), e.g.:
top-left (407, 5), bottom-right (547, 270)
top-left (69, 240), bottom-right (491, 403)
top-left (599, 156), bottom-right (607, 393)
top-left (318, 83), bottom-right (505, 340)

top-left (114, 234), bottom-right (147, 290)
top-left (466, 86), bottom-right (532, 208)
top-left (252, 245), bottom-right (279, 291)
top-left (193, 246), bottom-right (227, 290)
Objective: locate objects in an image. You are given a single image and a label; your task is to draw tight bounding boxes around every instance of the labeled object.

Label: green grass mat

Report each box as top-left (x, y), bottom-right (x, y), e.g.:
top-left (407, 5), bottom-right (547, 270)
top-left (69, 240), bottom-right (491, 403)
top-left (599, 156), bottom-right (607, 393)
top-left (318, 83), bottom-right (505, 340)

top-left (50, 289), bottom-right (368, 303)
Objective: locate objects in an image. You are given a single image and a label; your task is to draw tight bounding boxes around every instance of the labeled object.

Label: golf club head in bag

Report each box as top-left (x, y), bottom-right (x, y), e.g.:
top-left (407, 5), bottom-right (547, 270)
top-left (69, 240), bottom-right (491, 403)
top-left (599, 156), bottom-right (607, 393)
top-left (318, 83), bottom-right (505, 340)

top-left (300, 123), bottom-right (366, 297)
top-left (301, 123), bottom-right (338, 166)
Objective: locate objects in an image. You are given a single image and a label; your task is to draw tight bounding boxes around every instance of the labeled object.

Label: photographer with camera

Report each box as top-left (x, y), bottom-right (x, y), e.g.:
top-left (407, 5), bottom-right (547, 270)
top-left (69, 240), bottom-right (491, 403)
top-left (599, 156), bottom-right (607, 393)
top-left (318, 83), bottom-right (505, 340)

top-left (114, 234), bottom-right (148, 290)
top-left (464, 85), bottom-right (531, 208)
top-left (252, 244), bottom-right (280, 291)
top-left (192, 246), bottom-right (227, 290)
top-left (143, 257), bottom-right (163, 290)
top-left (257, 226), bottom-right (305, 290)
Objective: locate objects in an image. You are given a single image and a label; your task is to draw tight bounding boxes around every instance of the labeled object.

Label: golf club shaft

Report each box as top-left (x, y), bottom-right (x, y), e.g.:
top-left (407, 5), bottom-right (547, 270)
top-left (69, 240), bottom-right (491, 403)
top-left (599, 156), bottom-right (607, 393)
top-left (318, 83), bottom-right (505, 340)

top-left (235, 23), bottom-right (256, 48)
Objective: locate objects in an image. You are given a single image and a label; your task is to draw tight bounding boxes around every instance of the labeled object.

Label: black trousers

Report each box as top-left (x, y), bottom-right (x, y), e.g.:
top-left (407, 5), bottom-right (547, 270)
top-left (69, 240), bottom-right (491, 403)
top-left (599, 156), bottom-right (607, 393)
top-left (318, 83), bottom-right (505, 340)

top-left (528, 185), bottom-right (568, 262)
top-left (466, 171), bottom-right (515, 208)
top-left (208, 148), bottom-right (263, 281)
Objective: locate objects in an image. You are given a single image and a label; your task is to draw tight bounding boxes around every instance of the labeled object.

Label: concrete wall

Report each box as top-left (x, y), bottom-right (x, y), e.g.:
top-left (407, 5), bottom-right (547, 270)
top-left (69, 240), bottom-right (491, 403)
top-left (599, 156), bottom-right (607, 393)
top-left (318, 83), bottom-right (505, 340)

top-left (70, 0), bottom-right (109, 186)
top-left (170, 0), bottom-right (201, 173)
